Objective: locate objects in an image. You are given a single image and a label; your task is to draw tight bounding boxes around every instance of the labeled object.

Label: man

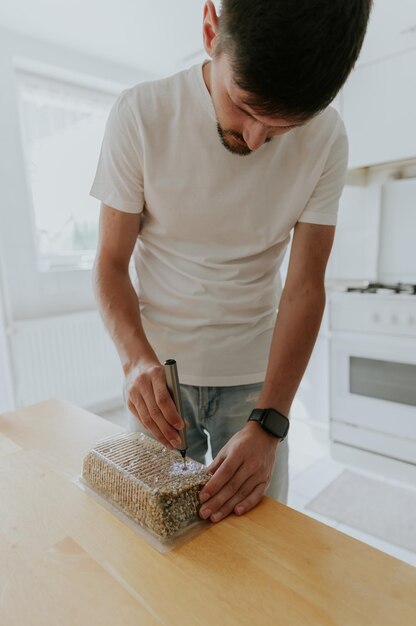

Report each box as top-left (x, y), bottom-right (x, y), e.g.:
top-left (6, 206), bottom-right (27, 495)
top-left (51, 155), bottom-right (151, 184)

top-left (90, 1), bottom-right (372, 524)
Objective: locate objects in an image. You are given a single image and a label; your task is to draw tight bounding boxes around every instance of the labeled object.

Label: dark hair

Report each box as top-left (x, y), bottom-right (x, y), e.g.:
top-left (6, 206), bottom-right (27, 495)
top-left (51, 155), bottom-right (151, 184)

top-left (216, 0), bottom-right (373, 119)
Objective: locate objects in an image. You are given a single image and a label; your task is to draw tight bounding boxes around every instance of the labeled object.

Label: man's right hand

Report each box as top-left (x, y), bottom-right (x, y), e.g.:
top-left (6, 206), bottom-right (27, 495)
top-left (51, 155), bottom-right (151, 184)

top-left (93, 204), bottom-right (184, 450)
top-left (125, 361), bottom-right (184, 450)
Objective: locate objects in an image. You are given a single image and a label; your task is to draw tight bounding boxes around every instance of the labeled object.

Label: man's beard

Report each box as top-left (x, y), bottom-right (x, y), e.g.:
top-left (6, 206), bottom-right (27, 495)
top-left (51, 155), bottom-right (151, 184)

top-left (216, 123), bottom-right (272, 156)
top-left (216, 123), bottom-right (252, 156)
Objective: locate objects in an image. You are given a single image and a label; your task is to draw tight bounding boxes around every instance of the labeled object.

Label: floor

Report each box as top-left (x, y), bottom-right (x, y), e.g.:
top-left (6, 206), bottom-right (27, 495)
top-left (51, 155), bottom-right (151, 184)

top-left (99, 405), bottom-right (416, 568)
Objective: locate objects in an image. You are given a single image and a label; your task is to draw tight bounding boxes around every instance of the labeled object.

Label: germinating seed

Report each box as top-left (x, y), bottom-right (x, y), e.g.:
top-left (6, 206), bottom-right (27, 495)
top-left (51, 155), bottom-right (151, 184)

top-left (82, 432), bottom-right (211, 538)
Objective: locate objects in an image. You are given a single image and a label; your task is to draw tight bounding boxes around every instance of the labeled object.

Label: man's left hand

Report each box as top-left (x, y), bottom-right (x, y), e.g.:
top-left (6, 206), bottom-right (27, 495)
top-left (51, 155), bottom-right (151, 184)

top-left (198, 421), bottom-right (280, 523)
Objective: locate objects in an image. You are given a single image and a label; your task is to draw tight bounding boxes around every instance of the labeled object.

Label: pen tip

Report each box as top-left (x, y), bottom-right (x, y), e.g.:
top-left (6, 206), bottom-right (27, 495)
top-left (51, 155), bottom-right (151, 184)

top-left (179, 449), bottom-right (187, 469)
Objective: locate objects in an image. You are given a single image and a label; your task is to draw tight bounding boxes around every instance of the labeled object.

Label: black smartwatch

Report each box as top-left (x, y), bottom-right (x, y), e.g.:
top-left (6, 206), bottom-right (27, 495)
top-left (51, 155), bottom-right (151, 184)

top-left (248, 408), bottom-right (290, 441)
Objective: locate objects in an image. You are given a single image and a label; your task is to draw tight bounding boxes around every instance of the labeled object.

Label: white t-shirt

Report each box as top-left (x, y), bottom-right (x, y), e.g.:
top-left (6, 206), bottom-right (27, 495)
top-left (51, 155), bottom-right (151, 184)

top-left (90, 62), bottom-right (348, 386)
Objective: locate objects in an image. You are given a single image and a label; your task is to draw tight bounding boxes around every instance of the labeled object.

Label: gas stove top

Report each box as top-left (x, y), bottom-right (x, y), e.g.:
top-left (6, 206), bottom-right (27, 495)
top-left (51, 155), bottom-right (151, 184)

top-left (345, 282), bottom-right (416, 295)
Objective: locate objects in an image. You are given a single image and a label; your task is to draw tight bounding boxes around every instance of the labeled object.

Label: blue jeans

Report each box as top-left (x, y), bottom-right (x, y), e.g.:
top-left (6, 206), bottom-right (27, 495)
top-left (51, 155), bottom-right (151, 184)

top-left (126, 382), bottom-right (289, 504)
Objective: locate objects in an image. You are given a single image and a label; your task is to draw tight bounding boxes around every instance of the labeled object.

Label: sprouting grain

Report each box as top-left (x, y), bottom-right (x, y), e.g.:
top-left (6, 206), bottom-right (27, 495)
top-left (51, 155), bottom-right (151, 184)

top-left (82, 432), bottom-right (211, 538)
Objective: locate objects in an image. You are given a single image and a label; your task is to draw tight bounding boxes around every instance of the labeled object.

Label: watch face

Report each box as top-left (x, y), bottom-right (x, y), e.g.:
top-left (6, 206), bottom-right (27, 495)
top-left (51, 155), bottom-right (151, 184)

top-left (262, 409), bottom-right (289, 439)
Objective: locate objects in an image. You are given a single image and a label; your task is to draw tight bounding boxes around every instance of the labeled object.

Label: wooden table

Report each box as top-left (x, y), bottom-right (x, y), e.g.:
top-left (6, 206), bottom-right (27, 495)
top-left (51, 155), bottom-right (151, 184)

top-left (1, 399), bottom-right (415, 625)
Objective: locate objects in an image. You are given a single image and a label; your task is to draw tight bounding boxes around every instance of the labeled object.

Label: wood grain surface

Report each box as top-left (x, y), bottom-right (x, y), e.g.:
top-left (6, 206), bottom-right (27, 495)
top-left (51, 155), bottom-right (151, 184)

top-left (0, 399), bottom-right (415, 626)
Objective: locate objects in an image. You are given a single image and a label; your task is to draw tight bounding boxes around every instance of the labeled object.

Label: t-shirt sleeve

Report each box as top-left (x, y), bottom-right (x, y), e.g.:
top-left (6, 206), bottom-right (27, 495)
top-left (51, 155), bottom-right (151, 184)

top-left (89, 90), bottom-right (144, 214)
top-left (297, 118), bottom-right (349, 226)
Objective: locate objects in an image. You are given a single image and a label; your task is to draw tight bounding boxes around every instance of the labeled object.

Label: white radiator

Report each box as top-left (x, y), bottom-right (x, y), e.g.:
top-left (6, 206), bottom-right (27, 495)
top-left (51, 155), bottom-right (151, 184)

top-left (9, 311), bottom-right (124, 410)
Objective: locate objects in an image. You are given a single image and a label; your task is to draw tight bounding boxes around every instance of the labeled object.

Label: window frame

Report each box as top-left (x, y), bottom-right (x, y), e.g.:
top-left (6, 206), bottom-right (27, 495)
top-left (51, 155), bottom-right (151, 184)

top-left (14, 66), bottom-right (120, 273)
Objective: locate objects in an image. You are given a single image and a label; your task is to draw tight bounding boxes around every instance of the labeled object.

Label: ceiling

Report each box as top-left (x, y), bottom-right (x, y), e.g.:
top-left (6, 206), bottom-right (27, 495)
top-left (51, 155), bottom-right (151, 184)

top-left (0, 0), bottom-right (216, 77)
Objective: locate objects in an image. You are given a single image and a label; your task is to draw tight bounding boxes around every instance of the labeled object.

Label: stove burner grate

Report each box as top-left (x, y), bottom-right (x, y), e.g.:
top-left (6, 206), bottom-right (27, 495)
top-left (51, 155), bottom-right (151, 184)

top-left (346, 282), bottom-right (416, 295)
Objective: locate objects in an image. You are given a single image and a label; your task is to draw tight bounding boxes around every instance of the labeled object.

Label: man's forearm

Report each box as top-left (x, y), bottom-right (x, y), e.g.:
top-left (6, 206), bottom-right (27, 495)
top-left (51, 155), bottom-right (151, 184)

top-left (257, 286), bottom-right (326, 416)
top-left (93, 260), bottom-right (158, 373)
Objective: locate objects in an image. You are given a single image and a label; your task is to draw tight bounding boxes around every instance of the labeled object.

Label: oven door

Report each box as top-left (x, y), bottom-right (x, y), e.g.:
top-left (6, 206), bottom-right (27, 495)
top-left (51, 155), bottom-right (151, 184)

top-left (330, 332), bottom-right (416, 464)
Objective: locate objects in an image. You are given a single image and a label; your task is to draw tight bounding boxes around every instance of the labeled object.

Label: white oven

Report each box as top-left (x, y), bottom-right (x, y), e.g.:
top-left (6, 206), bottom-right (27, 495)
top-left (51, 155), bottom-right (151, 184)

top-left (330, 291), bottom-right (416, 466)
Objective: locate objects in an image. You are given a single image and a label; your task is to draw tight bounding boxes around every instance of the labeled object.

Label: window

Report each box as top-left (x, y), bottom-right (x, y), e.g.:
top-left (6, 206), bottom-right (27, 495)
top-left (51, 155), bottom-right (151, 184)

top-left (15, 70), bottom-right (117, 271)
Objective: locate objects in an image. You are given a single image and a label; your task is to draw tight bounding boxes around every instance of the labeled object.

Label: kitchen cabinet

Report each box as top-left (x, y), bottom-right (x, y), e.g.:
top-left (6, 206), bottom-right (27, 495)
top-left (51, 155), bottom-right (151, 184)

top-left (342, 48), bottom-right (416, 168)
top-left (2, 399), bottom-right (416, 625)
top-left (357, 0), bottom-right (416, 67)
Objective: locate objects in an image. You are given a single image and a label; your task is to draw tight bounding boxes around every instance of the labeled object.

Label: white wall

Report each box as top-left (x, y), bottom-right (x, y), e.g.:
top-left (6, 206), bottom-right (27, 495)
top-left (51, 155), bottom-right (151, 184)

top-left (0, 0), bottom-right (207, 78)
top-left (0, 325), bottom-right (14, 413)
top-left (0, 28), bottom-right (147, 322)
top-left (0, 247), bottom-right (15, 412)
